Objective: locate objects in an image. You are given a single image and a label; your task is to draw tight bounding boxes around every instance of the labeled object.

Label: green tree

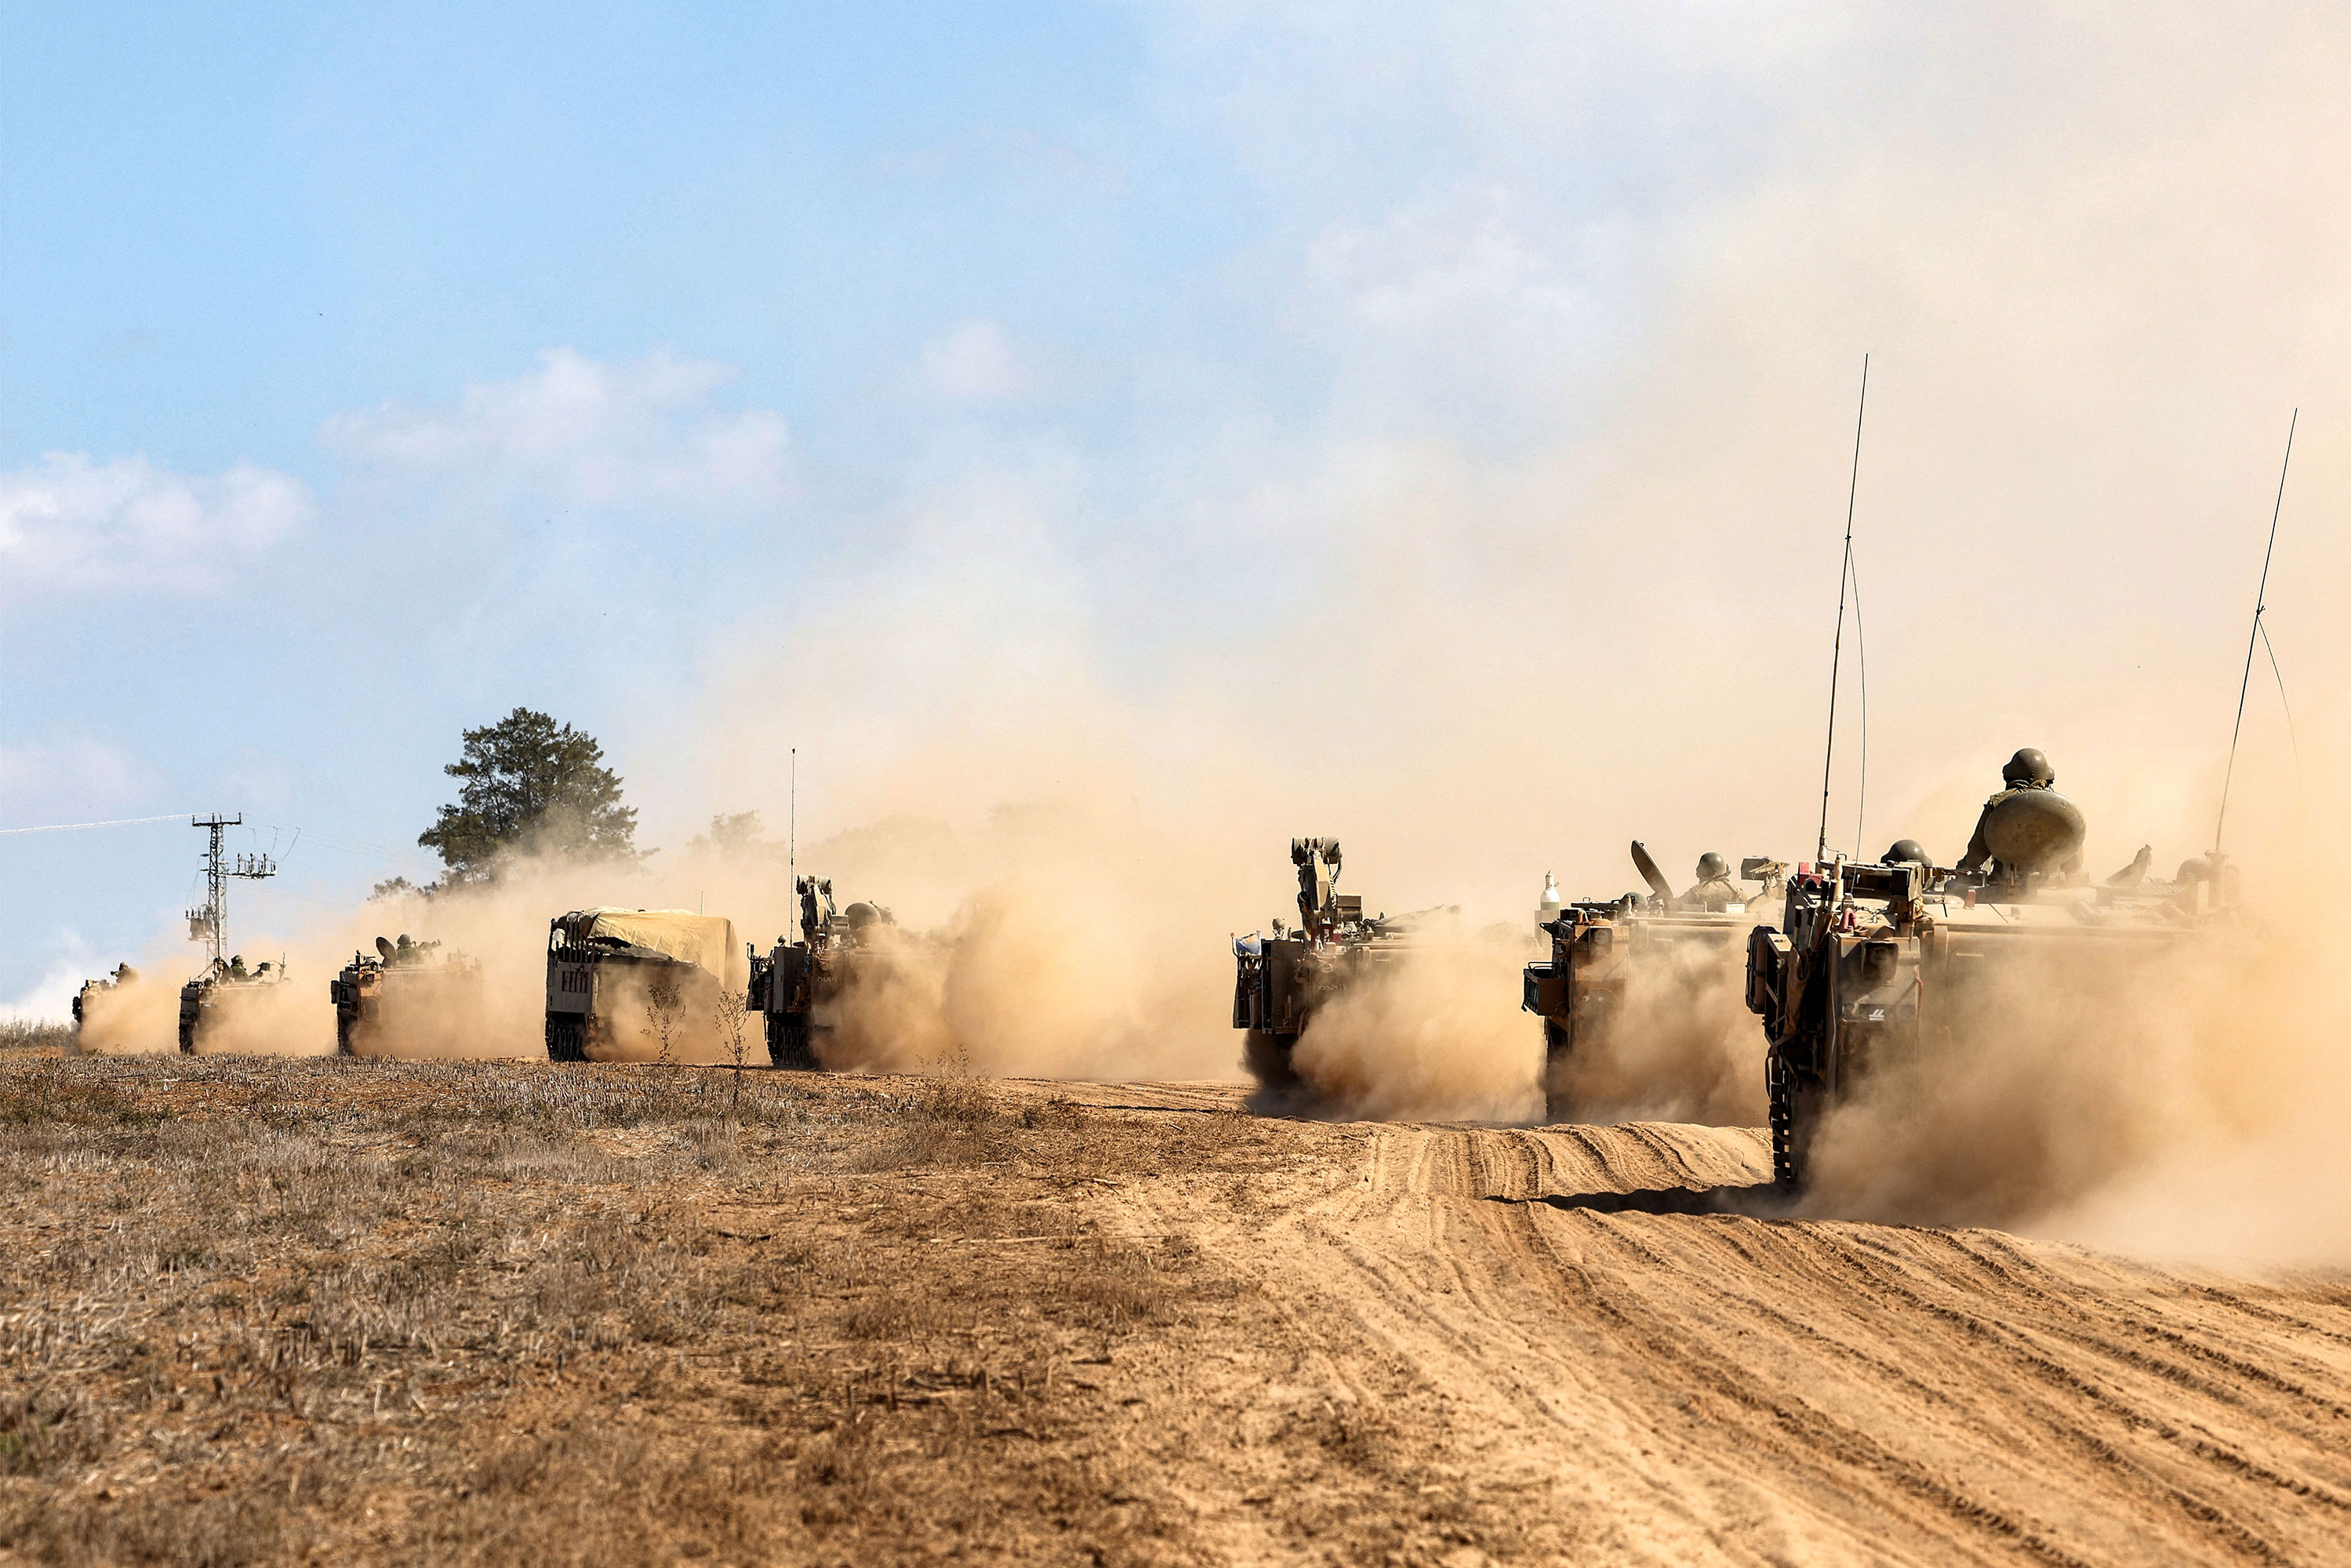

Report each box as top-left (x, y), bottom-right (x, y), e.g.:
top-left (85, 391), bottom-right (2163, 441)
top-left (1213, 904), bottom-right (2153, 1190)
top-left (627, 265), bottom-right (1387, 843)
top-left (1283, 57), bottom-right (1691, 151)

top-left (419, 708), bottom-right (642, 886)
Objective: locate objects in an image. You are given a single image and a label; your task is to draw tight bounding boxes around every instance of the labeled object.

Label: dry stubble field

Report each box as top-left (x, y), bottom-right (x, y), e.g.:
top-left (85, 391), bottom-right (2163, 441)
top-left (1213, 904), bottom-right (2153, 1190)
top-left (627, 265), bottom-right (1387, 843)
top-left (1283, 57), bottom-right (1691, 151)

top-left (3, 1048), bottom-right (2350, 1567)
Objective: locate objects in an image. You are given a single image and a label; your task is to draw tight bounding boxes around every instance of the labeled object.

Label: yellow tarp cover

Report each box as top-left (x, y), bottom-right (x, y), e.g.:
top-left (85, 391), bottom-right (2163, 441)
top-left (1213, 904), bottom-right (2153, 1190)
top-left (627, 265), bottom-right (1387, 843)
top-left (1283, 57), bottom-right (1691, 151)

top-left (581, 909), bottom-right (741, 983)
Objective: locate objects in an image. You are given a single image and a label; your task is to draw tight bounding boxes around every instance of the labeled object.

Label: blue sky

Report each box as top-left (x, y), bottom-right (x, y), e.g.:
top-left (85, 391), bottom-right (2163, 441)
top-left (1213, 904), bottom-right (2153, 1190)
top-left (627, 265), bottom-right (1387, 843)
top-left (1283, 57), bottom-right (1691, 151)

top-left (5, 2), bottom-right (2346, 1012)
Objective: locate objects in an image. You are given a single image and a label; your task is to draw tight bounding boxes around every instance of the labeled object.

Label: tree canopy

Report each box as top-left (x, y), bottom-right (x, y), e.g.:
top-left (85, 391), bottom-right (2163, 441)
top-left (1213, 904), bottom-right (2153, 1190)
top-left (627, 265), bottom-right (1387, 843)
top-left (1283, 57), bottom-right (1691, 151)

top-left (418, 708), bottom-right (642, 886)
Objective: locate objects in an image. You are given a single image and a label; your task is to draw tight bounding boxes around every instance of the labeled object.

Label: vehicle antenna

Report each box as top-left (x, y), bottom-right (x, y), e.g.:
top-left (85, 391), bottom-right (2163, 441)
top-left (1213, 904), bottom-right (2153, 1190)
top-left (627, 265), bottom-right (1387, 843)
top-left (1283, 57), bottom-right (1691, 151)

top-left (788, 747), bottom-right (797, 897)
top-left (2215, 408), bottom-right (2297, 854)
top-left (1816, 354), bottom-right (1869, 863)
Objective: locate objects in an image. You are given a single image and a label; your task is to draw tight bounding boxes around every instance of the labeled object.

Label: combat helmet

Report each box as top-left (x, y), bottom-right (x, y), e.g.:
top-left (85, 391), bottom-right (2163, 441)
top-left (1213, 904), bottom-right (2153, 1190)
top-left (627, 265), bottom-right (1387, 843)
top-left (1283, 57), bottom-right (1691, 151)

top-left (1884, 839), bottom-right (1928, 866)
top-left (2002, 747), bottom-right (2054, 788)
top-left (1695, 852), bottom-right (1728, 881)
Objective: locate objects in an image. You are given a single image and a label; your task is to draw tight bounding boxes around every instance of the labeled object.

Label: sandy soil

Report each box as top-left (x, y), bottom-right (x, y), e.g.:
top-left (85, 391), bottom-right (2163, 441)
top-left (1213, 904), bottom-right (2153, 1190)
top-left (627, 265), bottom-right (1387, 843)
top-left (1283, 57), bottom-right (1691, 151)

top-left (2, 1056), bottom-right (2348, 1566)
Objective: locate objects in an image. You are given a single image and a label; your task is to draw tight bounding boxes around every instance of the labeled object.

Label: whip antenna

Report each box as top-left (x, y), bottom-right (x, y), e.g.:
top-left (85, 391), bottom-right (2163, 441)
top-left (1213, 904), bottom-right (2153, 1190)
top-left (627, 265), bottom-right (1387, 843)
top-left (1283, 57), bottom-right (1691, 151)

top-left (1816, 354), bottom-right (1870, 862)
top-left (2215, 408), bottom-right (2297, 853)
top-left (789, 748), bottom-right (797, 896)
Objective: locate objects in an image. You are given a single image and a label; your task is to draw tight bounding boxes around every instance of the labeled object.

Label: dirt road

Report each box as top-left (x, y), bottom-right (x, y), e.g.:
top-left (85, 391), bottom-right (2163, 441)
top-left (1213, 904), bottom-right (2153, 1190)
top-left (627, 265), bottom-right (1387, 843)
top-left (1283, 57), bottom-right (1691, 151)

top-left (4, 1058), bottom-right (2348, 1565)
top-left (1056, 1080), bottom-right (2351, 1564)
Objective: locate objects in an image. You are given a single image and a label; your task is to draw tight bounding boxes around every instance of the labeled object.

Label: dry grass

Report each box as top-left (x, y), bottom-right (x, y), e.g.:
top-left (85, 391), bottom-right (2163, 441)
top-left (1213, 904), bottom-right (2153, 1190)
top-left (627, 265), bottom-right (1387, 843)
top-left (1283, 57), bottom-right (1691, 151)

top-left (0, 1021), bottom-right (74, 1054)
top-left (0, 1057), bottom-right (1292, 1566)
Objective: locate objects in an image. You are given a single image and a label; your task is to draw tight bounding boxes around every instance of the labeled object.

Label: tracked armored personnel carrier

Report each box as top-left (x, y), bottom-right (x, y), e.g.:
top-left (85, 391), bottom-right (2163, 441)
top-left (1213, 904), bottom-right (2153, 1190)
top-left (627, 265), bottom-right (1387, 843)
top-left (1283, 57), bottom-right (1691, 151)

top-left (1232, 837), bottom-right (1456, 1092)
top-left (71, 964), bottom-right (140, 1054)
top-left (1745, 763), bottom-right (2240, 1189)
top-left (179, 956), bottom-right (290, 1054)
top-left (331, 935), bottom-right (484, 1055)
top-left (750, 875), bottom-right (899, 1070)
top-left (545, 908), bottom-right (739, 1062)
top-left (1522, 843), bottom-right (1786, 1121)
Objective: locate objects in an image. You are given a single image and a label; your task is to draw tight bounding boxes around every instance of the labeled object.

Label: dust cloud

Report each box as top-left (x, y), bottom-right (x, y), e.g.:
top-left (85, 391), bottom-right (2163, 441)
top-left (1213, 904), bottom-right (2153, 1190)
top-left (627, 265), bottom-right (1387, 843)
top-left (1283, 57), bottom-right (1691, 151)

top-left (1285, 932), bottom-right (1544, 1123)
top-left (790, 808), bottom-right (1253, 1082)
top-left (1797, 866), bottom-right (2351, 1264)
top-left (1547, 935), bottom-right (1770, 1128)
top-left (70, 969), bottom-right (181, 1056)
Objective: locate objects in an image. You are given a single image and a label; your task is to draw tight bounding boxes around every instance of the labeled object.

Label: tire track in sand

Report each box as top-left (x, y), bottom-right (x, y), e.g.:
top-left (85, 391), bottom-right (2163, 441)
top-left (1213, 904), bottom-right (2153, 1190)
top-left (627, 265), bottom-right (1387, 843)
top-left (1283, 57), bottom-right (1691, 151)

top-left (1114, 1106), bottom-right (2351, 1565)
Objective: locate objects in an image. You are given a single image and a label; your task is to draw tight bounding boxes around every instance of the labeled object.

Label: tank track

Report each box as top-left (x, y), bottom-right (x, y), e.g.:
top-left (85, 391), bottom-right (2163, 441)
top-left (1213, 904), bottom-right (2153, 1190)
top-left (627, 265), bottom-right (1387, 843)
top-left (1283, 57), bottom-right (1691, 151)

top-left (545, 1019), bottom-right (587, 1062)
top-left (766, 1013), bottom-right (816, 1071)
top-left (1767, 1050), bottom-right (1821, 1192)
top-left (1768, 1053), bottom-right (1797, 1188)
top-left (1242, 1029), bottom-right (1299, 1093)
top-left (1540, 1020), bottom-right (1572, 1123)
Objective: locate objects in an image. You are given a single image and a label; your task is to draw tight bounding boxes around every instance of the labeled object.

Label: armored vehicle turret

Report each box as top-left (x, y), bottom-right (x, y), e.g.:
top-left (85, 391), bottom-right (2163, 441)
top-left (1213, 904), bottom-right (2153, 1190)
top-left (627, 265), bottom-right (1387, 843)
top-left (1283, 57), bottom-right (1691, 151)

top-left (1522, 842), bottom-right (1786, 1121)
top-left (331, 935), bottom-right (484, 1055)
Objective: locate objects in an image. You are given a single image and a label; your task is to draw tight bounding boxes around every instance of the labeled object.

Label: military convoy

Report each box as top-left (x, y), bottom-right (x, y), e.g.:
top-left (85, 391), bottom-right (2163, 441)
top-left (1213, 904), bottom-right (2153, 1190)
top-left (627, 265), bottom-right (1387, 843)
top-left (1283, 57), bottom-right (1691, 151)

top-left (1232, 837), bottom-right (1458, 1093)
top-left (544, 908), bottom-right (740, 1062)
top-left (178, 955), bottom-right (291, 1054)
top-left (748, 875), bottom-right (899, 1070)
top-left (43, 746), bottom-right (2257, 1171)
top-left (1522, 844), bottom-right (1786, 1121)
top-left (331, 935), bottom-right (483, 1055)
top-left (1744, 750), bottom-right (2240, 1189)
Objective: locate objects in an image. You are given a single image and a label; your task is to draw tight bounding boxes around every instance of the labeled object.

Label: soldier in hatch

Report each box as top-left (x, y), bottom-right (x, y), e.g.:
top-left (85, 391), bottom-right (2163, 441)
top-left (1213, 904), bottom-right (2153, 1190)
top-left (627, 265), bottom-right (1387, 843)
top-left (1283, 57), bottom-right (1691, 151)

top-left (1956, 746), bottom-right (2082, 881)
top-left (1681, 852), bottom-right (1746, 911)
top-left (1881, 839), bottom-right (1942, 889)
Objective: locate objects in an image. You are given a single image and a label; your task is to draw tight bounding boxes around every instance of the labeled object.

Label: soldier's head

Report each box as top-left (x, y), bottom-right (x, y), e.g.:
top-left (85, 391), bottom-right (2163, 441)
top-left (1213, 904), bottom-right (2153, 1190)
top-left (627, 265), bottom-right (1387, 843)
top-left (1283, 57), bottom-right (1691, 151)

top-left (1884, 839), bottom-right (1928, 866)
top-left (1695, 852), bottom-right (1728, 882)
top-left (2002, 747), bottom-right (2054, 788)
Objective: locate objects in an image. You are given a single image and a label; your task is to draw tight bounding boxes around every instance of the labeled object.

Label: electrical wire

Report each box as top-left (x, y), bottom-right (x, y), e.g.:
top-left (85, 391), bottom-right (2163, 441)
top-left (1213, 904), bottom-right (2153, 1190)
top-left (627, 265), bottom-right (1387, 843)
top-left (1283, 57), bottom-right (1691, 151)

top-left (0, 812), bottom-right (195, 836)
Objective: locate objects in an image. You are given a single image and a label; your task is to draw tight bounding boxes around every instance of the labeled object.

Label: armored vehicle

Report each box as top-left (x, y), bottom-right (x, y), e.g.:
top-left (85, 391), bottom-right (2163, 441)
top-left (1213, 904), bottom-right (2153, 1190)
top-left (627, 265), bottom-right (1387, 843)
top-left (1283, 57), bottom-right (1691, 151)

top-left (72, 964), bottom-right (137, 1031)
top-left (1745, 765), bottom-right (2239, 1189)
top-left (1522, 843), bottom-right (1786, 1121)
top-left (1232, 837), bottom-right (1456, 1091)
top-left (330, 935), bottom-right (484, 1055)
top-left (750, 876), bottom-right (902, 1069)
top-left (70, 964), bottom-right (140, 1054)
top-left (178, 955), bottom-right (290, 1054)
top-left (545, 908), bottom-right (739, 1062)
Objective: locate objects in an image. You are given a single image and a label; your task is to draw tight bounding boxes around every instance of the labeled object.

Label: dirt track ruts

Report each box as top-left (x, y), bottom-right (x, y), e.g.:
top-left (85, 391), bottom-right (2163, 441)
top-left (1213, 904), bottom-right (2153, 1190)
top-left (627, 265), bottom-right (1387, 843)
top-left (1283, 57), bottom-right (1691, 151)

top-left (1096, 1083), bottom-right (2351, 1566)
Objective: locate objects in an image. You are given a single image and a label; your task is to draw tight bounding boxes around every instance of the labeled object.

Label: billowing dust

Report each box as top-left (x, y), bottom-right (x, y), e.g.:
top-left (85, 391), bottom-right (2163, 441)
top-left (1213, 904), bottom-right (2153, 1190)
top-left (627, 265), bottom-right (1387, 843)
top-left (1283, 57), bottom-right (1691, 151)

top-left (1285, 931), bottom-right (1545, 1123)
top-left (1546, 934), bottom-right (1770, 1127)
top-left (1797, 877), bottom-right (2351, 1261)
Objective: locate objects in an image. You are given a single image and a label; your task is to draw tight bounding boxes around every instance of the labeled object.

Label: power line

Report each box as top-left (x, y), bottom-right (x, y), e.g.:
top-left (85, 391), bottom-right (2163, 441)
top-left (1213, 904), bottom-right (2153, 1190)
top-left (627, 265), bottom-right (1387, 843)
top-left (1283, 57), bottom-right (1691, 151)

top-left (0, 812), bottom-right (197, 836)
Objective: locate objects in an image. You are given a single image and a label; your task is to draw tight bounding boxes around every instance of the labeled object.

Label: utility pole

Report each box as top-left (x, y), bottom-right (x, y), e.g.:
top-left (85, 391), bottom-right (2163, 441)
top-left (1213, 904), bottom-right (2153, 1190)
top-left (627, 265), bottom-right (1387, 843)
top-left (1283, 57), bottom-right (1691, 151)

top-left (187, 814), bottom-right (274, 964)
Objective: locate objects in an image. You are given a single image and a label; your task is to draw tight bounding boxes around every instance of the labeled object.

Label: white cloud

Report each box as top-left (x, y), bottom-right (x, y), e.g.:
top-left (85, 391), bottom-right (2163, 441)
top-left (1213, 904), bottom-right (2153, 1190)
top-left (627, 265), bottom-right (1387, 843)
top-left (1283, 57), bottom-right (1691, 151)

top-left (320, 347), bottom-right (794, 509)
top-left (0, 454), bottom-right (311, 595)
top-left (915, 319), bottom-right (1042, 403)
